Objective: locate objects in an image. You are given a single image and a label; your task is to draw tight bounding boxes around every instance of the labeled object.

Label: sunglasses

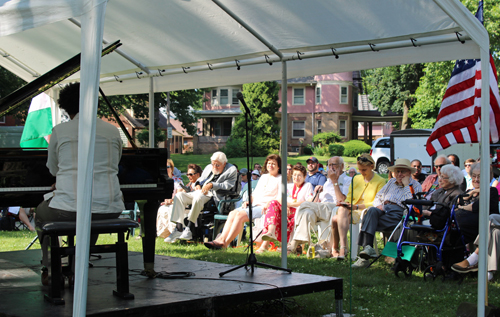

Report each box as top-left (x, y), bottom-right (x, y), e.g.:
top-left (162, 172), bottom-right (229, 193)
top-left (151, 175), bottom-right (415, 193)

top-left (166, 165), bottom-right (171, 168)
top-left (187, 173), bottom-right (197, 176)
top-left (357, 156), bottom-right (372, 163)
top-left (435, 164), bottom-right (446, 169)
top-left (465, 164), bottom-right (473, 167)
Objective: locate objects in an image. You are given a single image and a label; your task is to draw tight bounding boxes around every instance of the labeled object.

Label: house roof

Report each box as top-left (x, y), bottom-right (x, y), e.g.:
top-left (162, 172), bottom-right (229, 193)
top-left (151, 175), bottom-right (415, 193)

top-left (277, 76), bottom-right (316, 84)
top-left (352, 95), bottom-right (402, 122)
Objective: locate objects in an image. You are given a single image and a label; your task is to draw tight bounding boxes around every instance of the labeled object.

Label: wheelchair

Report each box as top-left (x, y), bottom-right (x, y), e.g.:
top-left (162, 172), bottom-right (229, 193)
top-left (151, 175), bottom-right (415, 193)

top-left (392, 195), bottom-right (467, 281)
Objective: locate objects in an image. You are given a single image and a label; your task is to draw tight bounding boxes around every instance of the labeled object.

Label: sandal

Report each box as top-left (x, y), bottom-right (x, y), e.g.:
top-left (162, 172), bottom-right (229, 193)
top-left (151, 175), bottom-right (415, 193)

top-left (337, 246), bottom-right (348, 261)
top-left (331, 248), bottom-right (340, 260)
top-left (261, 232), bottom-right (278, 243)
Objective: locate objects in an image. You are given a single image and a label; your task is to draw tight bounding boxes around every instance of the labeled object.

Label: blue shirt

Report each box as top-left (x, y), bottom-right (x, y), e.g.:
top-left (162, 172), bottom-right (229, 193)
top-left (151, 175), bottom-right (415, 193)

top-left (306, 171), bottom-right (327, 188)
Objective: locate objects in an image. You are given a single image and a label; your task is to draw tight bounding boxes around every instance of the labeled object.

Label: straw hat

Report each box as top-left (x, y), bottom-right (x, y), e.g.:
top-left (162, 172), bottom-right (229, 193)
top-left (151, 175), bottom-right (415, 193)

top-left (387, 158), bottom-right (416, 174)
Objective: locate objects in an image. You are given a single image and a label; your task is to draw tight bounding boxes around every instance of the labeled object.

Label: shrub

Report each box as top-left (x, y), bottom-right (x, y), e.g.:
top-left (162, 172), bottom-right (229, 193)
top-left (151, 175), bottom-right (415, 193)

top-left (303, 144), bottom-right (314, 155)
top-left (313, 146), bottom-right (328, 157)
top-left (313, 132), bottom-right (343, 147)
top-left (328, 143), bottom-right (344, 156)
top-left (222, 137), bottom-right (247, 158)
top-left (343, 140), bottom-right (371, 157)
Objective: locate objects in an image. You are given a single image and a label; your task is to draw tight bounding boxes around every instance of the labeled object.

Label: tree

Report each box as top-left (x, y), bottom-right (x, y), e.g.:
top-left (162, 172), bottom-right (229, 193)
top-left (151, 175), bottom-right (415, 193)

top-left (362, 64), bottom-right (424, 129)
top-left (409, 0), bottom-right (500, 128)
top-left (223, 81), bottom-right (281, 158)
top-left (98, 89), bottom-right (204, 136)
top-left (0, 66), bottom-right (29, 120)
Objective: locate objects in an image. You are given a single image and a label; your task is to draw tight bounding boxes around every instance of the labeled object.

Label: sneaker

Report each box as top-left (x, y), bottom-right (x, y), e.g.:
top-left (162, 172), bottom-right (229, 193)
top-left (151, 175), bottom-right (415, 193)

top-left (179, 227), bottom-right (192, 240)
top-left (164, 228), bottom-right (182, 243)
top-left (351, 258), bottom-right (370, 269)
top-left (359, 245), bottom-right (378, 259)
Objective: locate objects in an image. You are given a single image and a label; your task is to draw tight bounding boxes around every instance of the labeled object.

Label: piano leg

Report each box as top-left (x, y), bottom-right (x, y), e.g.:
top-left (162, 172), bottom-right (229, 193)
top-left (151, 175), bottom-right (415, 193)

top-left (141, 199), bottom-right (160, 277)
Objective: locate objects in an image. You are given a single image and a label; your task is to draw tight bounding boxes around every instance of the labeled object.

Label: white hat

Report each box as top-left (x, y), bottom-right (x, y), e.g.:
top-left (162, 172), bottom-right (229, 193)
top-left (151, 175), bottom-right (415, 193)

top-left (252, 169), bottom-right (260, 176)
top-left (387, 158), bottom-right (417, 174)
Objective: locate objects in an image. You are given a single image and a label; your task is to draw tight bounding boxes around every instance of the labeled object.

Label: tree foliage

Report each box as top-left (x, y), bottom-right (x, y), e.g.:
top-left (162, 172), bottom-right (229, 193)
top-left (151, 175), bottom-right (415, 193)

top-left (362, 64), bottom-right (424, 129)
top-left (0, 66), bottom-right (29, 121)
top-left (98, 89), bottom-right (204, 136)
top-left (313, 132), bottom-right (342, 146)
top-left (409, 0), bottom-right (500, 128)
top-left (224, 81), bottom-right (281, 158)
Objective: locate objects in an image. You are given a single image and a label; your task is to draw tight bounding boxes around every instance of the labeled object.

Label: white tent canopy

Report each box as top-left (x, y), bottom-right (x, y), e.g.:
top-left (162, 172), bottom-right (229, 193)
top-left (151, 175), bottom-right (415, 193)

top-left (0, 0), bottom-right (487, 93)
top-left (0, 1), bottom-right (492, 316)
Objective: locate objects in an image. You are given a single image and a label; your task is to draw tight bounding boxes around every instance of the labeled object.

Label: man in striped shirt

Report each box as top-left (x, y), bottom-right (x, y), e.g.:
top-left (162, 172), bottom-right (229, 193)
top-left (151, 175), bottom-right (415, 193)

top-left (352, 158), bottom-right (422, 268)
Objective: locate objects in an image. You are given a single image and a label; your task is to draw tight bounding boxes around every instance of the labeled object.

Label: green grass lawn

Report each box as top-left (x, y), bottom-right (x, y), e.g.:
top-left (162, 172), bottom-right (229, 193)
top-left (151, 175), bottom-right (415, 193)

top-left (2, 229), bottom-right (499, 316)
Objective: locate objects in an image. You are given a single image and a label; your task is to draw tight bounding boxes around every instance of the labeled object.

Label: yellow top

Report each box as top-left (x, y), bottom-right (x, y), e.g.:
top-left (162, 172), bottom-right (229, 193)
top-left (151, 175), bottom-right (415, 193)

top-left (345, 173), bottom-right (386, 208)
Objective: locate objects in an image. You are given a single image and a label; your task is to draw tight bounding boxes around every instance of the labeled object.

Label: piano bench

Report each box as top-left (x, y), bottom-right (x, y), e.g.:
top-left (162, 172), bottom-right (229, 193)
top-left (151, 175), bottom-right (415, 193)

top-left (39, 218), bottom-right (139, 305)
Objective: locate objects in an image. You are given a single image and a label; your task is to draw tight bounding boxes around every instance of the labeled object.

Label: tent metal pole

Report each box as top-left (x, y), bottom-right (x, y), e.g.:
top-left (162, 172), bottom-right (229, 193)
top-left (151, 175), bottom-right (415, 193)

top-left (68, 18), bottom-right (151, 74)
top-left (149, 77), bottom-right (154, 147)
top-left (0, 48), bottom-right (40, 77)
top-left (477, 46), bottom-right (490, 317)
top-left (280, 60), bottom-right (288, 268)
top-left (97, 33), bottom-right (472, 85)
top-left (212, 0), bottom-right (283, 59)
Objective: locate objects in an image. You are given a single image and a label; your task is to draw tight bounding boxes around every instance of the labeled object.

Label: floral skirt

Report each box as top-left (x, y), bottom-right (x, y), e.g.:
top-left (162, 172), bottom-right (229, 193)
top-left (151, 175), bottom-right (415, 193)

top-left (263, 200), bottom-right (296, 243)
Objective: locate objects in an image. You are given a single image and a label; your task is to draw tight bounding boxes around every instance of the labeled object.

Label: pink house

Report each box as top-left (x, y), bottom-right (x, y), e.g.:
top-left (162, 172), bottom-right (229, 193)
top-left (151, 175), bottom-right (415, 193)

top-left (194, 72), bottom-right (401, 154)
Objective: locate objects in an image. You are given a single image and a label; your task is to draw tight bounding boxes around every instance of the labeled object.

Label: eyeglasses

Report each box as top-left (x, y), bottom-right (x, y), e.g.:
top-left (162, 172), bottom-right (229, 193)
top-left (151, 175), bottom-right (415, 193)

top-left (287, 168), bottom-right (292, 171)
top-left (471, 174), bottom-right (480, 179)
top-left (328, 163), bottom-right (340, 167)
top-left (187, 173), bottom-right (197, 176)
top-left (434, 164), bottom-right (446, 169)
top-left (166, 165), bottom-right (171, 168)
top-left (439, 176), bottom-right (450, 180)
top-left (394, 170), bottom-right (408, 174)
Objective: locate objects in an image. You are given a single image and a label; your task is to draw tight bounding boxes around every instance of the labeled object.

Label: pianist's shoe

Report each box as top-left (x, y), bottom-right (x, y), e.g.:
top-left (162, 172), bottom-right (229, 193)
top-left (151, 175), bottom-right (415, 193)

top-left (179, 227), bottom-right (192, 240)
top-left (164, 228), bottom-right (182, 243)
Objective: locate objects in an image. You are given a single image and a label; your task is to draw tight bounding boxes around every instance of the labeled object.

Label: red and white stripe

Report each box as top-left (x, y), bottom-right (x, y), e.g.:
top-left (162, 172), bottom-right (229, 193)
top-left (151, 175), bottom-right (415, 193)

top-left (426, 55), bottom-right (500, 156)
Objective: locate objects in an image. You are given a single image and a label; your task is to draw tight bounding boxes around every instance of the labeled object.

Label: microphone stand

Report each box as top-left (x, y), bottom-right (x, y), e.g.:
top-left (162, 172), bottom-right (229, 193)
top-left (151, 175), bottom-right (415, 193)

top-left (219, 96), bottom-right (291, 277)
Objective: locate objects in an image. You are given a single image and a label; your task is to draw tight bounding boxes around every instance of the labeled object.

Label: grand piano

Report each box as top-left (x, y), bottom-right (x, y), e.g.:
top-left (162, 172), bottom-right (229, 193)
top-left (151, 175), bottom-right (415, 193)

top-left (0, 41), bottom-right (174, 275)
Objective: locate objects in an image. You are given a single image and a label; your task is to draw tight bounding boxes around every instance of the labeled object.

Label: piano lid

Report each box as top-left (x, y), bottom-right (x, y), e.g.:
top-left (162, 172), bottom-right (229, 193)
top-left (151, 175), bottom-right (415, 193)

top-left (0, 40), bottom-right (122, 118)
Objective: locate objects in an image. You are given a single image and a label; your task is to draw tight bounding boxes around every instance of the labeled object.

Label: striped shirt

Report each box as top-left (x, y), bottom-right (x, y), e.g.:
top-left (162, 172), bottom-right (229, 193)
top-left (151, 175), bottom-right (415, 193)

top-left (372, 178), bottom-right (422, 209)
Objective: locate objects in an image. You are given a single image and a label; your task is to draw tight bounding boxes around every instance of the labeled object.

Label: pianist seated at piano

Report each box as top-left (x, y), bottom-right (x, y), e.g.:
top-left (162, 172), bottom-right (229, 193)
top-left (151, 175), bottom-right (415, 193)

top-left (156, 159), bottom-right (184, 239)
top-left (35, 82), bottom-right (125, 284)
top-left (167, 152), bottom-right (238, 242)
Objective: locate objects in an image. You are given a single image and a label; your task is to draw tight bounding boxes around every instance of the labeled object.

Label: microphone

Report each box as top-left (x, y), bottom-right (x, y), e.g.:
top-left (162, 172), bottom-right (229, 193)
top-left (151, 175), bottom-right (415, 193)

top-left (236, 92), bottom-right (255, 121)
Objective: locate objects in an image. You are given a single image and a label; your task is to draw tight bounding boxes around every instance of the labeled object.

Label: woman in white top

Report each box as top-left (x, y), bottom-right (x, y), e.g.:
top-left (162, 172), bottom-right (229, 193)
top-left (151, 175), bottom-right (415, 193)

top-left (205, 154), bottom-right (282, 249)
top-left (258, 164), bottom-right (313, 253)
top-left (156, 159), bottom-right (185, 239)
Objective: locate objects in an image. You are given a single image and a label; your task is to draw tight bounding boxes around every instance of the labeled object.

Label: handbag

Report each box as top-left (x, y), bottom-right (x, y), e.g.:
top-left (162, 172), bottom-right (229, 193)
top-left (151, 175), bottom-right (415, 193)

top-left (429, 203), bottom-right (450, 230)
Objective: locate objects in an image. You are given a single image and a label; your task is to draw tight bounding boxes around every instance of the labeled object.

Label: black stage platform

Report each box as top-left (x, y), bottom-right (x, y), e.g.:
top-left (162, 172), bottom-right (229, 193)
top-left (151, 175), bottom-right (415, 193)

top-left (0, 250), bottom-right (343, 316)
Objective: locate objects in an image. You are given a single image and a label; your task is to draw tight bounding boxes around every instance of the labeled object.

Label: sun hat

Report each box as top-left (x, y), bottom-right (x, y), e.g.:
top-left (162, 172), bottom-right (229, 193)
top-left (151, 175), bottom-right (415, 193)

top-left (252, 169), bottom-right (260, 176)
top-left (387, 158), bottom-right (417, 174)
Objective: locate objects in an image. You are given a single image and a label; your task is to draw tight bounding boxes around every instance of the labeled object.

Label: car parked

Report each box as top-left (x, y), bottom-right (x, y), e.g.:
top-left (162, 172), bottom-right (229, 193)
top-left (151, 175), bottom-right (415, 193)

top-left (370, 137), bottom-right (390, 174)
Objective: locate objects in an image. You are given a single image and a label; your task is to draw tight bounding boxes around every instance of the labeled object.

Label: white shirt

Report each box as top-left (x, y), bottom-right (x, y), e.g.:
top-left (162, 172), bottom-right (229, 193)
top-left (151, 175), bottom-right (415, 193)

top-left (319, 173), bottom-right (349, 204)
top-left (251, 173), bottom-right (281, 206)
top-left (47, 114), bottom-right (125, 214)
top-left (287, 182), bottom-right (314, 204)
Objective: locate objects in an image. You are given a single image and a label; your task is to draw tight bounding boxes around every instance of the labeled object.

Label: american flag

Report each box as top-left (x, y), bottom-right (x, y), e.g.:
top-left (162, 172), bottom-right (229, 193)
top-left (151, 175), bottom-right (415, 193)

top-left (425, 2), bottom-right (500, 156)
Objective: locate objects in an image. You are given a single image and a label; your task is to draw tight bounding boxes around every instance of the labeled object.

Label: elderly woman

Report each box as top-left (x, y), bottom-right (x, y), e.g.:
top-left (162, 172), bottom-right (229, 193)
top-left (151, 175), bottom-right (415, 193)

top-left (205, 154), bottom-right (282, 249)
top-left (422, 165), bottom-right (463, 214)
top-left (156, 159), bottom-right (184, 240)
top-left (330, 154), bottom-right (386, 260)
top-left (454, 162), bottom-right (499, 243)
top-left (257, 164), bottom-right (313, 253)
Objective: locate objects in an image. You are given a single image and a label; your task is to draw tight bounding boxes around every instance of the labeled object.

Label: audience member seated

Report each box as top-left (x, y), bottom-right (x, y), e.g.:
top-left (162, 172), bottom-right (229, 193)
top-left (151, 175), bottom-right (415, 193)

top-left (463, 158), bottom-right (476, 190)
top-left (411, 159), bottom-right (427, 184)
top-left (422, 155), bottom-right (451, 199)
top-left (169, 152), bottom-right (237, 242)
top-left (454, 162), bottom-right (499, 243)
top-left (5, 206), bottom-right (35, 231)
top-left (331, 154), bottom-right (386, 260)
top-left (343, 167), bottom-right (357, 188)
top-left (352, 158), bottom-right (422, 268)
top-left (254, 163), bottom-right (262, 174)
top-left (251, 169), bottom-right (260, 181)
top-left (204, 154), bottom-right (282, 249)
top-left (305, 156), bottom-right (327, 193)
top-left (286, 164), bottom-right (293, 184)
top-left (240, 168), bottom-right (249, 189)
top-left (448, 154), bottom-right (460, 167)
top-left (421, 165), bottom-right (463, 213)
top-left (452, 214), bottom-right (500, 281)
top-left (35, 82), bottom-right (124, 284)
top-left (257, 164), bottom-right (313, 253)
top-left (156, 161), bottom-right (187, 241)
top-left (287, 156), bottom-right (349, 255)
